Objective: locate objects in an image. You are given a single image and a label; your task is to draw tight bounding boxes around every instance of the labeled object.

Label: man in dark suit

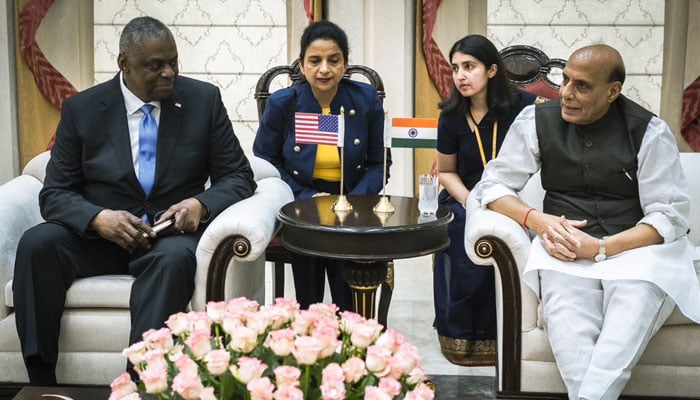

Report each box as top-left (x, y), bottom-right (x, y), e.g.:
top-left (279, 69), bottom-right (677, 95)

top-left (12, 16), bottom-right (256, 385)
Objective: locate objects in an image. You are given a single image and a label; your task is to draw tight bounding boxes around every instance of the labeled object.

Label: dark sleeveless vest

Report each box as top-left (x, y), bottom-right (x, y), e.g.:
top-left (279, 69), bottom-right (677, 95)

top-left (535, 95), bottom-right (654, 236)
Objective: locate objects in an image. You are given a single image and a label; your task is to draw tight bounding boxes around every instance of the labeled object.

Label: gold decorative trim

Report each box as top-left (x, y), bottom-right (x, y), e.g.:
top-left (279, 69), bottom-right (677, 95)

top-left (437, 335), bottom-right (496, 366)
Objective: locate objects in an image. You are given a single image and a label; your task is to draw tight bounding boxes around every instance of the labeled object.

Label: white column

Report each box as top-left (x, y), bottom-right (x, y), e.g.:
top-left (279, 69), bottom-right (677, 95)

top-left (328, 0), bottom-right (415, 196)
top-left (0, 1), bottom-right (19, 184)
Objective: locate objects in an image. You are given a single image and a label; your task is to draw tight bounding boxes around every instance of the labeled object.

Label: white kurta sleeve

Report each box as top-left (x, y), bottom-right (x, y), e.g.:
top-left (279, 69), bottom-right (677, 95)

top-left (470, 105), bottom-right (541, 208)
top-left (635, 116), bottom-right (690, 243)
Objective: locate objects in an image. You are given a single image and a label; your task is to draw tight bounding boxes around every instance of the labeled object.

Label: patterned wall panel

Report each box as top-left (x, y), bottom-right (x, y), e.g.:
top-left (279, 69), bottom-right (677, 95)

top-left (488, 0), bottom-right (664, 113)
top-left (93, 0), bottom-right (288, 154)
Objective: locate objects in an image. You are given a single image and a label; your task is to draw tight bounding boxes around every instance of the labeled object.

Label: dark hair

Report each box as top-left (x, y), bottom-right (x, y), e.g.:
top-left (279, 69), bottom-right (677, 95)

top-left (438, 34), bottom-right (515, 117)
top-left (119, 16), bottom-right (172, 54)
top-left (609, 63), bottom-right (626, 85)
top-left (299, 20), bottom-right (349, 63)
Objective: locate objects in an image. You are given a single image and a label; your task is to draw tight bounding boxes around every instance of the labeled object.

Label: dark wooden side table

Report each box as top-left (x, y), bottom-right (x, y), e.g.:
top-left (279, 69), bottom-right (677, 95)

top-left (277, 194), bottom-right (452, 323)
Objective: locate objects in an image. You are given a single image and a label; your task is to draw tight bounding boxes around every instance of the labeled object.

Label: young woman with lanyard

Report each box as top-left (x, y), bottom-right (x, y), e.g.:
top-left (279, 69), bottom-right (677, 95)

top-left (433, 34), bottom-right (535, 365)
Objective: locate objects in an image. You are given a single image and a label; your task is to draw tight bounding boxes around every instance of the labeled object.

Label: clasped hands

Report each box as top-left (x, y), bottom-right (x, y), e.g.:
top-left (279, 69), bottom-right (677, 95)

top-left (90, 198), bottom-right (206, 250)
top-left (533, 212), bottom-right (599, 262)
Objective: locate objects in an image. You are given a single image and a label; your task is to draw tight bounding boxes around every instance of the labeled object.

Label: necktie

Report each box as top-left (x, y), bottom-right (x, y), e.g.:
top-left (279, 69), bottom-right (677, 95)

top-left (138, 104), bottom-right (157, 195)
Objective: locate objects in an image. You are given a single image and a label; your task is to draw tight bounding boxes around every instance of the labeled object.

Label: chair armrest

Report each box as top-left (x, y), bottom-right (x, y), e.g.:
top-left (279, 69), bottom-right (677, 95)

top-left (192, 176), bottom-right (294, 311)
top-left (464, 206), bottom-right (539, 392)
top-left (0, 175), bottom-right (44, 318)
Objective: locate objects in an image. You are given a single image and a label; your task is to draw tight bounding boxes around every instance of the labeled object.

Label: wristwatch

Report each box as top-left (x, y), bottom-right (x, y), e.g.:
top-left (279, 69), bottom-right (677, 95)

top-left (594, 238), bottom-right (607, 262)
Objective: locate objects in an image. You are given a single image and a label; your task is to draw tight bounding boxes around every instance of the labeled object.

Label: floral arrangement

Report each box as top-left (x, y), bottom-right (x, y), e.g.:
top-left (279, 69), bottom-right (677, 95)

top-left (109, 297), bottom-right (435, 400)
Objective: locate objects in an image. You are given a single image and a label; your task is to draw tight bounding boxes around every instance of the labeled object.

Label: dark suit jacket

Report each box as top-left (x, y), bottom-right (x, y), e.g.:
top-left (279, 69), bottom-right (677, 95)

top-left (40, 74), bottom-right (256, 234)
top-left (253, 80), bottom-right (391, 200)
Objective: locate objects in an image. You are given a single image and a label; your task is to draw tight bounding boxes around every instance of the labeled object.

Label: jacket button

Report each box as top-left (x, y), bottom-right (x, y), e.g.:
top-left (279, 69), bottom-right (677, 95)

top-left (293, 145), bottom-right (301, 152)
top-left (585, 140), bottom-right (593, 147)
top-left (349, 109), bottom-right (356, 116)
top-left (354, 138), bottom-right (361, 145)
top-left (293, 170), bottom-right (299, 176)
top-left (356, 164), bottom-right (362, 169)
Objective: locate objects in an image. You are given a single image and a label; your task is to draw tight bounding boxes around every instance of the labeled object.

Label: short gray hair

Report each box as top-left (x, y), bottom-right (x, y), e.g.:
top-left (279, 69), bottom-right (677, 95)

top-left (119, 16), bottom-right (172, 54)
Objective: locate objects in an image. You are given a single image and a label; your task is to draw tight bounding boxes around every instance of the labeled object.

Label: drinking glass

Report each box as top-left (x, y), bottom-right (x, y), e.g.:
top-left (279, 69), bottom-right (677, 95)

top-left (418, 174), bottom-right (439, 215)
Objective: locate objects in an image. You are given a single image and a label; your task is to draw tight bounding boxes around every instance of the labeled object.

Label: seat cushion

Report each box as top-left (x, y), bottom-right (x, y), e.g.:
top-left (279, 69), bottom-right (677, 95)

top-left (5, 275), bottom-right (133, 309)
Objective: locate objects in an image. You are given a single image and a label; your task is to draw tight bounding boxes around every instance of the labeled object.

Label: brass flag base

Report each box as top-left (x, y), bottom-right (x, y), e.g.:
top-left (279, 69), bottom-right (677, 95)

top-left (373, 196), bottom-right (395, 213)
top-left (332, 194), bottom-right (353, 212)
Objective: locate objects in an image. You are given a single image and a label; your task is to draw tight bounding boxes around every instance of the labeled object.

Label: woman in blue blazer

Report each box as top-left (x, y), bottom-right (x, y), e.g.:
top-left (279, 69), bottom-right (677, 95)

top-left (253, 21), bottom-right (390, 310)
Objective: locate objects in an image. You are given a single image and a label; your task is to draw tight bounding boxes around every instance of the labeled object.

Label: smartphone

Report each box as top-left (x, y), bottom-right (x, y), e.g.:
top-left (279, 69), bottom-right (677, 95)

top-left (152, 218), bottom-right (175, 236)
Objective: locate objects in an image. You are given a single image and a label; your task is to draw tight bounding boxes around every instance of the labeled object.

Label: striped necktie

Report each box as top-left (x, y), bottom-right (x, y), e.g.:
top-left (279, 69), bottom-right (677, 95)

top-left (138, 104), bottom-right (157, 196)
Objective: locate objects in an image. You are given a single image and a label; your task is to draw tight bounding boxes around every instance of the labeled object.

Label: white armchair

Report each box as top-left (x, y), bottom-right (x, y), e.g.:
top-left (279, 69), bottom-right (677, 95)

top-left (0, 151), bottom-right (293, 385)
top-left (465, 152), bottom-right (700, 398)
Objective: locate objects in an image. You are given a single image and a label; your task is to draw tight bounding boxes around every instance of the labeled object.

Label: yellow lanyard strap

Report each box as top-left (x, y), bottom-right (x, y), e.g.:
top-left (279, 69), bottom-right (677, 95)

top-left (470, 114), bottom-right (498, 168)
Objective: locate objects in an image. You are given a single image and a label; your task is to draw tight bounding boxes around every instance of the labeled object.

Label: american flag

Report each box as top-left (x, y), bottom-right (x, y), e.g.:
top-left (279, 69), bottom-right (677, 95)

top-left (294, 112), bottom-right (345, 146)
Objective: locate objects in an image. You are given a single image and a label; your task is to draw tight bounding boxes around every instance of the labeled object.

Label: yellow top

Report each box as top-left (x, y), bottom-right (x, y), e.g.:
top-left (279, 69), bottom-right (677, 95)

top-left (312, 107), bottom-right (341, 181)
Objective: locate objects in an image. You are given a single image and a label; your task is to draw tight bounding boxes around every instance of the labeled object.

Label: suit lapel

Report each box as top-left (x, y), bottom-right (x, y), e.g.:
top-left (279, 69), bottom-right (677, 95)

top-left (100, 75), bottom-right (143, 193)
top-left (154, 84), bottom-right (184, 192)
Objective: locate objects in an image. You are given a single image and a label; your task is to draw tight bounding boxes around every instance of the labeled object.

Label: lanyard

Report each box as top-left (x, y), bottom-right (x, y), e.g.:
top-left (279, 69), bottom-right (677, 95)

top-left (470, 110), bottom-right (498, 168)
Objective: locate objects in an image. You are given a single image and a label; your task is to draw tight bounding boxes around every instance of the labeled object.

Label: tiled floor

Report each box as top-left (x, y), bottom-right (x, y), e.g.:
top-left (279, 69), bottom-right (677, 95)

top-left (265, 255), bottom-right (497, 398)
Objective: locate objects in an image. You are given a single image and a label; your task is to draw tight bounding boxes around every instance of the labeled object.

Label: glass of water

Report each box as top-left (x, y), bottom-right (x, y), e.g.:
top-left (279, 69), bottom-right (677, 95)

top-left (418, 174), bottom-right (439, 215)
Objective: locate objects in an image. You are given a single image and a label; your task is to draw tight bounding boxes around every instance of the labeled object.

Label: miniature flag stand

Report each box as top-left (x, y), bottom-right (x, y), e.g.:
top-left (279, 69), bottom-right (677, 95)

top-left (294, 107), bottom-right (351, 212)
top-left (374, 114), bottom-right (438, 214)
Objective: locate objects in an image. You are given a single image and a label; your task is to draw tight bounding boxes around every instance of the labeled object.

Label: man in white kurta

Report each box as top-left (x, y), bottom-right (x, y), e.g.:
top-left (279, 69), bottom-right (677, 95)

top-left (470, 45), bottom-right (700, 400)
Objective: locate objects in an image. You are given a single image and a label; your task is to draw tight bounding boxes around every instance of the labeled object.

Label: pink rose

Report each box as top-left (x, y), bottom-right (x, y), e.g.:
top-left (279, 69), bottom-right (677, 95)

top-left (291, 310), bottom-right (317, 335)
top-left (338, 311), bottom-right (364, 333)
top-left (226, 296), bottom-right (260, 314)
top-left (221, 312), bottom-right (245, 334)
top-left (267, 328), bottom-right (295, 357)
top-left (122, 341), bottom-right (147, 370)
top-left (172, 369), bottom-right (204, 400)
top-left (313, 324), bottom-right (341, 359)
top-left (341, 357), bottom-right (367, 383)
top-left (273, 385), bottom-right (304, 400)
top-left (184, 329), bottom-right (212, 359)
top-left (228, 325), bottom-right (258, 353)
top-left (320, 379), bottom-right (345, 400)
top-left (247, 309), bottom-right (275, 335)
top-left (393, 342), bottom-right (420, 373)
top-left (206, 301), bottom-right (227, 323)
top-left (199, 387), bottom-right (217, 400)
top-left (292, 335), bottom-right (323, 365)
top-left (363, 386), bottom-right (392, 400)
top-left (143, 349), bottom-right (168, 372)
top-left (204, 349), bottom-right (231, 375)
top-left (140, 364), bottom-right (168, 394)
top-left (322, 363), bottom-right (345, 383)
top-left (374, 328), bottom-right (406, 353)
top-left (308, 302), bottom-right (338, 319)
top-left (365, 345), bottom-right (392, 377)
top-left (349, 319), bottom-right (382, 349)
top-left (247, 376), bottom-right (275, 400)
top-left (117, 393), bottom-right (140, 400)
top-left (175, 354), bottom-right (199, 375)
top-left (165, 312), bottom-right (191, 335)
top-left (404, 382), bottom-right (435, 400)
top-left (406, 366), bottom-right (426, 386)
top-left (272, 297), bottom-right (300, 316)
top-left (378, 376), bottom-right (402, 397)
top-left (259, 305), bottom-right (291, 329)
top-left (142, 328), bottom-right (174, 351)
top-left (189, 311), bottom-right (212, 331)
top-left (273, 365), bottom-right (301, 387)
top-left (109, 372), bottom-right (137, 400)
top-left (231, 357), bottom-right (267, 384)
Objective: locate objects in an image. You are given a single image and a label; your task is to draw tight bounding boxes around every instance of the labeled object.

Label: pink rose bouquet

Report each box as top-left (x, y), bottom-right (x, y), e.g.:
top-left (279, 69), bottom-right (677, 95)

top-left (109, 297), bottom-right (434, 400)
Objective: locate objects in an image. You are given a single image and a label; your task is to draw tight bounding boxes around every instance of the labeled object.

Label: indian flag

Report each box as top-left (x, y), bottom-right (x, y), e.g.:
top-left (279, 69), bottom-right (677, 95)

top-left (386, 117), bottom-right (438, 148)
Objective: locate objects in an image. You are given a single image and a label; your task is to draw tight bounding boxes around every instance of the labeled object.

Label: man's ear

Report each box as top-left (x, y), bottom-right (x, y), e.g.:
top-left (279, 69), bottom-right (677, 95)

top-left (117, 53), bottom-right (128, 73)
top-left (608, 81), bottom-right (622, 103)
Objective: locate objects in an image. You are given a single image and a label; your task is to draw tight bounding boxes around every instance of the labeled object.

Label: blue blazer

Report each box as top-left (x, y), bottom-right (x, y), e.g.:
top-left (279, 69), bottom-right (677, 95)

top-left (40, 74), bottom-right (256, 234)
top-left (253, 80), bottom-right (391, 200)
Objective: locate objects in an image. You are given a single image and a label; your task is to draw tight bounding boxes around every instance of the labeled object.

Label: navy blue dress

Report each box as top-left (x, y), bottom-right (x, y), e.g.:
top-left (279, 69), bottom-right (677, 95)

top-left (433, 90), bottom-right (534, 365)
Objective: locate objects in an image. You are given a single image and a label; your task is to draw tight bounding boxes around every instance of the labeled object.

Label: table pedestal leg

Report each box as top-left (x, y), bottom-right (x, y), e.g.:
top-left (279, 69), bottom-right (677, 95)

top-left (340, 260), bottom-right (387, 321)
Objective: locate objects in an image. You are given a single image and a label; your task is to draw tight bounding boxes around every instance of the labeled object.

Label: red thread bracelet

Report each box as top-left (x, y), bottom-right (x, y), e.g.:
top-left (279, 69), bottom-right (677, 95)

top-left (523, 207), bottom-right (535, 228)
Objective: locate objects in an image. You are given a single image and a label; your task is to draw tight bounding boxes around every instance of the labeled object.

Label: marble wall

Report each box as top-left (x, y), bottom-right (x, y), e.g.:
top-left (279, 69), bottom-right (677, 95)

top-left (93, 0), bottom-right (288, 154)
top-left (487, 0), bottom-right (664, 114)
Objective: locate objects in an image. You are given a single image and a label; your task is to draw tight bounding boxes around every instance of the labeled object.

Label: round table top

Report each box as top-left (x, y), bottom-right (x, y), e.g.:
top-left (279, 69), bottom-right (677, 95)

top-left (277, 194), bottom-right (452, 260)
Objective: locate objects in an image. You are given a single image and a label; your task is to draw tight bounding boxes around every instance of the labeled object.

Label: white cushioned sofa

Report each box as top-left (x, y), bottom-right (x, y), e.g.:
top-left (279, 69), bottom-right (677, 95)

top-left (0, 151), bottom-right (293, 385)
top-left (465, 152), bottom-right (700, 399)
